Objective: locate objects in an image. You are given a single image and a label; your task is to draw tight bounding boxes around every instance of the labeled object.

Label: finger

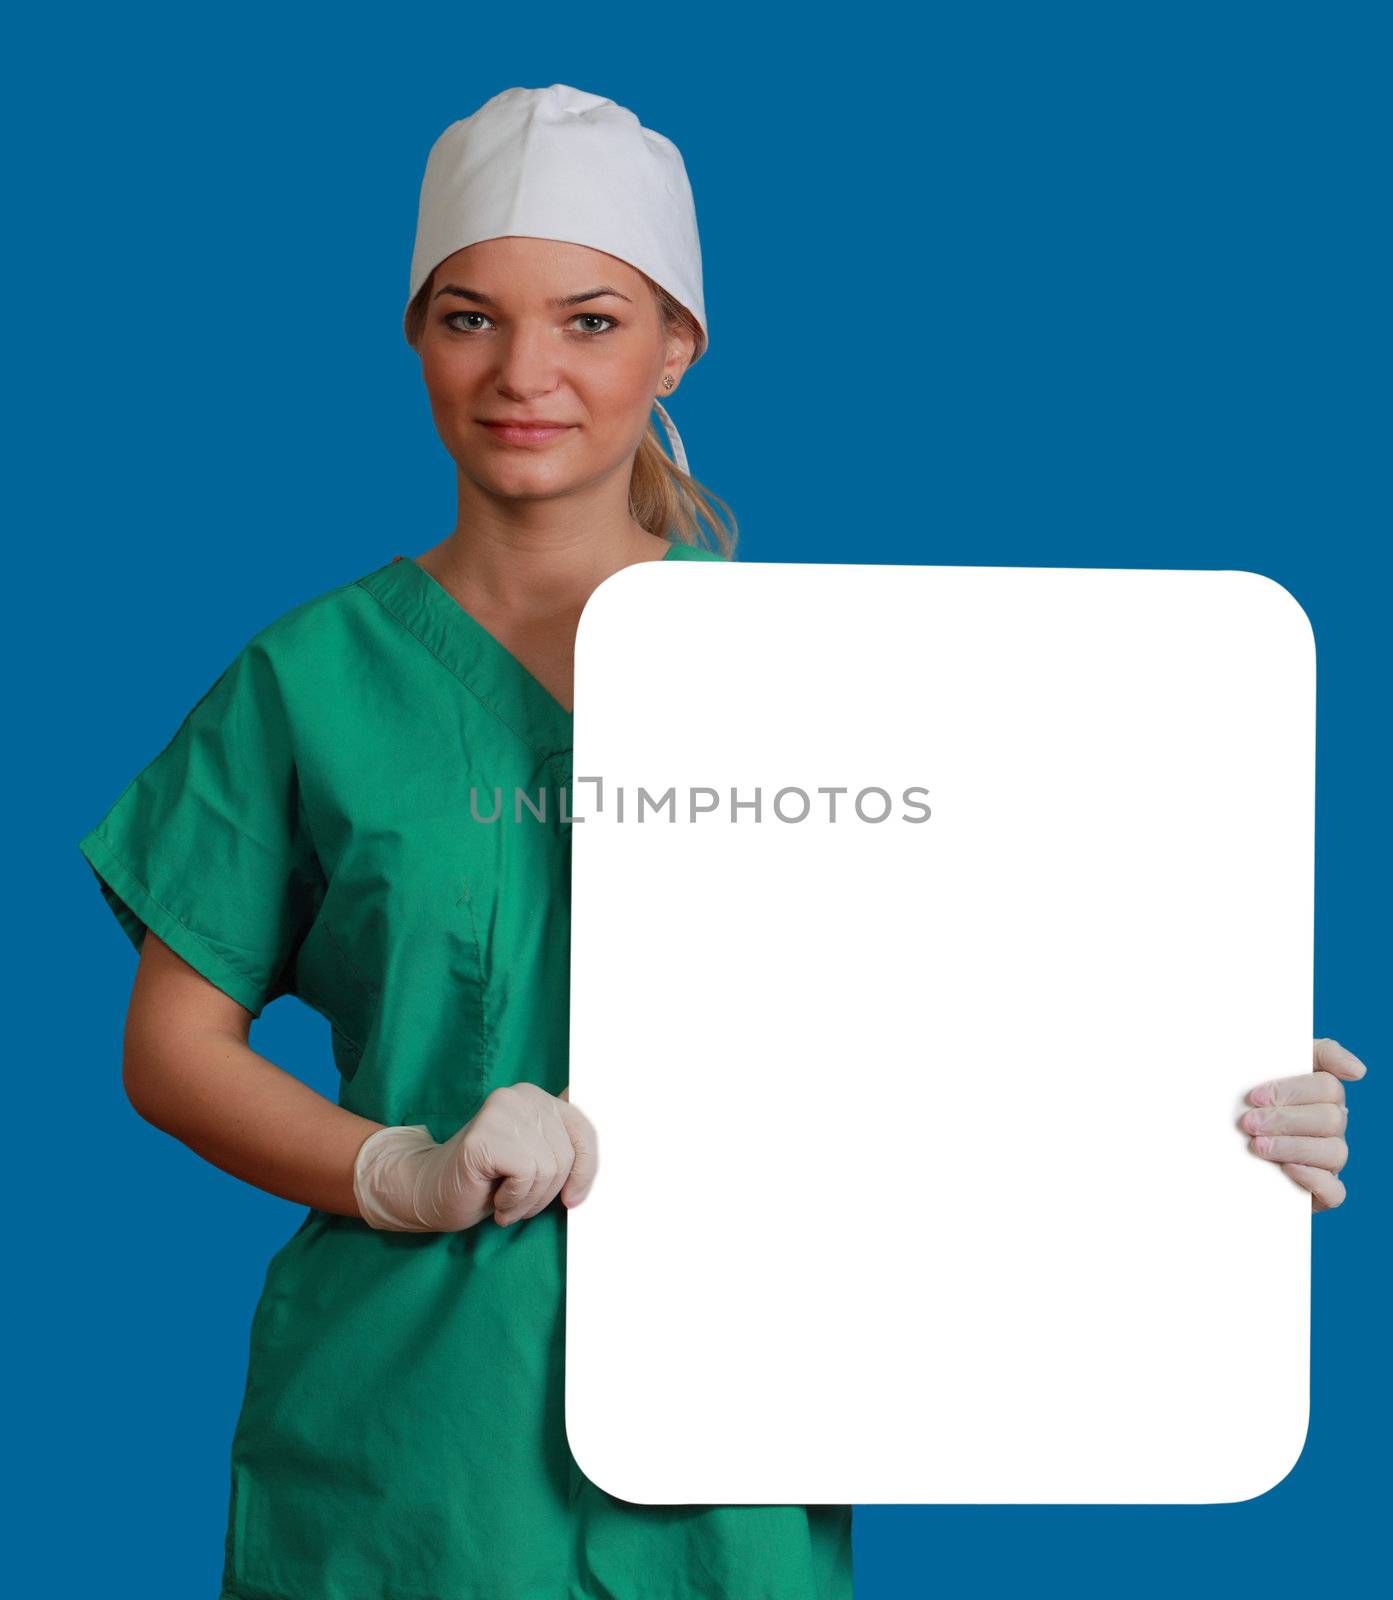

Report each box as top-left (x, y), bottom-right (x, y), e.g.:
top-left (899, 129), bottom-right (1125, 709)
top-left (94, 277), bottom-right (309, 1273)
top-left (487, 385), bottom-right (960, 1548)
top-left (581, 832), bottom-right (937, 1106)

top-left (1314, 1037), bottom-right (1367, 1082)
top-left (1249, 1133), bottom-right (1348, 1171)
top-left (494, 1086), bottom-right (562, 1223)
top-left (493, 1162), bottom-right (540, 1225)
top-left (1238, 1100), bottom-right (1348, 1138)
top-left (1282, 1161), bottom-right (1346, 1211)
top-left (464, 1094), bottom-right (539, 1225)
top-left (554, 1098), bottom-right (600, 1206)
top-left (507, 1137), bottom-right (560, 1224)
top-left (1247, 1070), bottom-right (1346, 1108)
top-left (560, 1086), bottom-right (569, 1101)
top-left (522, 1103), bottom-right (578, 1220)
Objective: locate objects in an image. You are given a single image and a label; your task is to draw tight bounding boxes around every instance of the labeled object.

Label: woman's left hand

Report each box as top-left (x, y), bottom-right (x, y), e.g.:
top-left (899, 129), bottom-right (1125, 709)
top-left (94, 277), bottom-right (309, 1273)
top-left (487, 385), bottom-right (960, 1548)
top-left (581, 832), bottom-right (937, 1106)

top-left (1239, 1038), bottom-right (1368, 1210)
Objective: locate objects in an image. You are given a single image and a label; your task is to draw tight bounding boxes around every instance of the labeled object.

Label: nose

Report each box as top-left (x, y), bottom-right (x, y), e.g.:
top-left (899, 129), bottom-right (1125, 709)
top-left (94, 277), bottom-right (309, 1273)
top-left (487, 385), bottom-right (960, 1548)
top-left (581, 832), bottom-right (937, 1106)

top-left (492, 321), bottom-right (562, 403)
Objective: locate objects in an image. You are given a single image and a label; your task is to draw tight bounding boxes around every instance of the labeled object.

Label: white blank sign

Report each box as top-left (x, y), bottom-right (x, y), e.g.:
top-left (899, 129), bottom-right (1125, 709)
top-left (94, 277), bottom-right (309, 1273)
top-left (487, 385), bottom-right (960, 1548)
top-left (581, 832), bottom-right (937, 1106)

top-left (565, 562), bottom-right (1313, 1505)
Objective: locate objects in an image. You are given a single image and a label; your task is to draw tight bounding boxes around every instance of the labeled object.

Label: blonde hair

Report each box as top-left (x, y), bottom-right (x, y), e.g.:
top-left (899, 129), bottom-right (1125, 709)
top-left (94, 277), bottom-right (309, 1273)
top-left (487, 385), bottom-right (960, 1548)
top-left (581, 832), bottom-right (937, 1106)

top-left (404, 271), bottom-right (738, 558)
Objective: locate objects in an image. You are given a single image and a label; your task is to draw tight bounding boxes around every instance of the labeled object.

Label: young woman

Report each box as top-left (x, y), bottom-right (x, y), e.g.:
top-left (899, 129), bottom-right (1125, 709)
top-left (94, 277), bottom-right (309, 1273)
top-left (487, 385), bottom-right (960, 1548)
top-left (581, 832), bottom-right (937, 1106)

top-left (78, 85), bottom-right (855, 1599)
top-left (78, 83), bottom-right (1364, 1600)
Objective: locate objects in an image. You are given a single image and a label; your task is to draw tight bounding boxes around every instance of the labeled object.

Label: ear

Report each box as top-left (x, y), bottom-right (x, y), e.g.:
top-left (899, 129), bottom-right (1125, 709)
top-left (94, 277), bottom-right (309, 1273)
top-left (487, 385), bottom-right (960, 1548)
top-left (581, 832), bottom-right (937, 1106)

top-left (659, 322), bottom-right (698, 397)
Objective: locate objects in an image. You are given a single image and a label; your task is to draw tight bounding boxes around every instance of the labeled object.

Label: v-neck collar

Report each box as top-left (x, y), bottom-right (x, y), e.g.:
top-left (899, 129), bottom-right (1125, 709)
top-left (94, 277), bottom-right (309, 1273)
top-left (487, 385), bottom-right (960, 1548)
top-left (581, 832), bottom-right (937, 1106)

top-left (355, 542), bottom-right (684, 769)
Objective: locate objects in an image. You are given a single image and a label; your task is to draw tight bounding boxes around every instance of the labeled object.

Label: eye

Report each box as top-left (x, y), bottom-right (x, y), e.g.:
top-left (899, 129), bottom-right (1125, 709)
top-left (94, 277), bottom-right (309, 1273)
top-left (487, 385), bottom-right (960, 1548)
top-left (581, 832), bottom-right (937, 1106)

top-left (570, 313), bottom-right (618, 335)
top-left (443, 310), bottom-right (494, 332)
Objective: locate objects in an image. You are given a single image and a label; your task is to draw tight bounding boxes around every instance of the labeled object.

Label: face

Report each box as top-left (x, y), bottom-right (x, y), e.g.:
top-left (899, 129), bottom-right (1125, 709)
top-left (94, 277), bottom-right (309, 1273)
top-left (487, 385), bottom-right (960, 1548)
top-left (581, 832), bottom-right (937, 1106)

top-left (416, 235), bottom-right (695, 503)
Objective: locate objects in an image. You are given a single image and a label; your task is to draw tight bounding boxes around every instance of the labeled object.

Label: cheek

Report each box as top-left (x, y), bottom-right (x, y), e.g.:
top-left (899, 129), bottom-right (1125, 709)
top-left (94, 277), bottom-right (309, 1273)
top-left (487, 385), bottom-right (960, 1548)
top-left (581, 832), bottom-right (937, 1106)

top-left (582, 351), bottom-right (659, 431)
top-left (422, 359), bottom-right (478, 409)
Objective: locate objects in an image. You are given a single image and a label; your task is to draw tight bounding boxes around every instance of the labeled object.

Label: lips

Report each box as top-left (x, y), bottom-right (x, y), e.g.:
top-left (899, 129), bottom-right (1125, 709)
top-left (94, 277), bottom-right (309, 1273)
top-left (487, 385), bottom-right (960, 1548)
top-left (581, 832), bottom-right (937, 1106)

top-left (479, 420), bottom-right (576, 447)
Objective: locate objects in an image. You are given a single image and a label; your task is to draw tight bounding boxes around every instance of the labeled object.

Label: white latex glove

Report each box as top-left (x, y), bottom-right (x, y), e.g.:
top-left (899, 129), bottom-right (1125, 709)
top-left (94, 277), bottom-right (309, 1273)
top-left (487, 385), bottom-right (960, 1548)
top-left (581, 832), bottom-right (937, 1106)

top-left (353, 1082), bottom-right (598, 1232)
top-left (1238, 1036), bottom-right (1367, 1211)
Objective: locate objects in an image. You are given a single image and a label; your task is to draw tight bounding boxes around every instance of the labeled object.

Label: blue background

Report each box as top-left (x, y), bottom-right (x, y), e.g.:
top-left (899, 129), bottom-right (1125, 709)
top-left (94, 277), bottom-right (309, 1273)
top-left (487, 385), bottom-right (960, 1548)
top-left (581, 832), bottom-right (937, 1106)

top-left (11, 1), bottom-right (1387, 1594)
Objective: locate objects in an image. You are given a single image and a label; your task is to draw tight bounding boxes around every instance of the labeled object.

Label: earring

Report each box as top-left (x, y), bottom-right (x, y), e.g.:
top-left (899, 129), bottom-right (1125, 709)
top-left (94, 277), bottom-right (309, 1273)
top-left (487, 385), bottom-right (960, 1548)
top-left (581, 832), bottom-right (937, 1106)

top-left (662, 375), bottom-right (675, 391)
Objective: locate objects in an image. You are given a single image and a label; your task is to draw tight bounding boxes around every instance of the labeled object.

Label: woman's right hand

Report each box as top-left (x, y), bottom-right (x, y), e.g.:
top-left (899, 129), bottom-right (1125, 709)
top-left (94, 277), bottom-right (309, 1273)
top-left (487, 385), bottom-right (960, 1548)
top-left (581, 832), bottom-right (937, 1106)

top-left (352, 1083), bottom-right (599, 1233)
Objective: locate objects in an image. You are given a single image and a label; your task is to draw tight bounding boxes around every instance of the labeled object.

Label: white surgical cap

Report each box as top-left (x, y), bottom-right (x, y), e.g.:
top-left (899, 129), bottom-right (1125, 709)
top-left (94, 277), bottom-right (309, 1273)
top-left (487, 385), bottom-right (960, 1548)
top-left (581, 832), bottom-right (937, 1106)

top-left (407, 83), bottom-right (707, 475)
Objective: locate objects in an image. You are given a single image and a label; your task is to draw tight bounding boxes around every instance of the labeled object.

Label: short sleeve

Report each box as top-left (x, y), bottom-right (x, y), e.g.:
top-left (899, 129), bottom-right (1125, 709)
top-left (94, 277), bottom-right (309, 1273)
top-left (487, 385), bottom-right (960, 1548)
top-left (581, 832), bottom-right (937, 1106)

top-left (77, 639), bottom-right (323, 1018)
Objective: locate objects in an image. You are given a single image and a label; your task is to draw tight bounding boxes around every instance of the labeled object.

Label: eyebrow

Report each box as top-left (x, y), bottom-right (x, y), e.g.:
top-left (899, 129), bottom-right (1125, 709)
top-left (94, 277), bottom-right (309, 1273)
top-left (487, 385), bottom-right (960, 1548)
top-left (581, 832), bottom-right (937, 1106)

top-left (431, 283), bottom-right (634, 308)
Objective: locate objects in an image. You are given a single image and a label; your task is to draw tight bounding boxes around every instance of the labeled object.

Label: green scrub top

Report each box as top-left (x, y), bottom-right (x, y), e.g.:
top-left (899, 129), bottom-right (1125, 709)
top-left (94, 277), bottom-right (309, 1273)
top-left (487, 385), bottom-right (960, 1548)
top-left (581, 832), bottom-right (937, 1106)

top-left (78, 541), bottom-right (855, 1600)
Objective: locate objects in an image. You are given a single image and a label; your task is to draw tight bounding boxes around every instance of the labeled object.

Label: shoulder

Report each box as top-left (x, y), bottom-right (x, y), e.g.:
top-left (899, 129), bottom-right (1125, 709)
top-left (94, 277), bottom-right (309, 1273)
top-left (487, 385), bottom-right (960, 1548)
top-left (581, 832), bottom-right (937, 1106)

top-left (165, 561), bottom-right (400, 741)
top-left (665, 541), bottom-right (729, 563)
top-left (233, 559), bottom-right (396, 681)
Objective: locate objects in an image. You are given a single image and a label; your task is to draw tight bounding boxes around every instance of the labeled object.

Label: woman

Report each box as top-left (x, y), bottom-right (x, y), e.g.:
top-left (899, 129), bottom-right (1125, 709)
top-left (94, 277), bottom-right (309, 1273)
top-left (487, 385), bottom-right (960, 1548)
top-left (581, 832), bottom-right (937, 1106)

top-left (78, 85), bottom-right (853, 1600)
top-left (77, 84), bottom-right (1364, 1600)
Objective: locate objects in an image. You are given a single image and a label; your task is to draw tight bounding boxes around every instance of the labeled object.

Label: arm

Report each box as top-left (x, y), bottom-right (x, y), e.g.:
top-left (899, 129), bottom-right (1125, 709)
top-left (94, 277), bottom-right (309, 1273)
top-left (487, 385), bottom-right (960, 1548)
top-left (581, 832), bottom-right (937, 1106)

top-left (123, 930), bottom-right (385, 1218)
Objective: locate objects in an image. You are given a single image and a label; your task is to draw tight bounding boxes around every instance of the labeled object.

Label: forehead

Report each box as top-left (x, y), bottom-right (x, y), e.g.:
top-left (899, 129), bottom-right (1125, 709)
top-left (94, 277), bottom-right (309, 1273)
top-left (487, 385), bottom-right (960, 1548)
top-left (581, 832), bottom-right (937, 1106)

top-left (434, 235), bottom-right (650, 295)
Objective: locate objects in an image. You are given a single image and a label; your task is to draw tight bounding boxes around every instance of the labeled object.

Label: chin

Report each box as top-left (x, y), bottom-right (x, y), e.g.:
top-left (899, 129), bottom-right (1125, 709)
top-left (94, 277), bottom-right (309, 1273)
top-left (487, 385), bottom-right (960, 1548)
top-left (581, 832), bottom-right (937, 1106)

top-left (461, 463), bottom-right (582, 501)
top-left (463, 445), bottom-right (627, 498)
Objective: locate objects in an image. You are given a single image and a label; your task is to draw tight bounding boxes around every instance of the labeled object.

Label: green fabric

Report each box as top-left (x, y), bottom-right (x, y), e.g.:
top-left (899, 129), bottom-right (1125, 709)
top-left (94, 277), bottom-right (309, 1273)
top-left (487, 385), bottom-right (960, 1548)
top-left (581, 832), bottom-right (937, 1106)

top-left (78, 541), bottom-right (855, 1600)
